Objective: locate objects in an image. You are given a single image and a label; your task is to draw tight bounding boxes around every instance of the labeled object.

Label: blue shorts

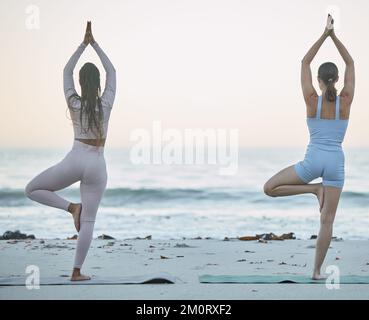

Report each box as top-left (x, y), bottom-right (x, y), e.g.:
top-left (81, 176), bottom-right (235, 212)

top-left (294, 146), bottom-right (345, 188)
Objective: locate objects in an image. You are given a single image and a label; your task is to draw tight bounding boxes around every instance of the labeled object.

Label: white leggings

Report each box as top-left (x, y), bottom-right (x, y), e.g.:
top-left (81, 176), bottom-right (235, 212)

top-left (25, 140), bottom-right (107, 268)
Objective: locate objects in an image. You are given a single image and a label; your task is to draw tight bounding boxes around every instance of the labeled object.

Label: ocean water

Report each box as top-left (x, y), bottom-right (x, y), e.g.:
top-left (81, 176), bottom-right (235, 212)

top-left (0, 147), bottom-right (368, 240)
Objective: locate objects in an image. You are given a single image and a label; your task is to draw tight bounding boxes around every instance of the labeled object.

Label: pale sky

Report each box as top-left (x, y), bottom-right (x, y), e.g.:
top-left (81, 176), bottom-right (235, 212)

top-left (1, 0), bottom-right (368, 148)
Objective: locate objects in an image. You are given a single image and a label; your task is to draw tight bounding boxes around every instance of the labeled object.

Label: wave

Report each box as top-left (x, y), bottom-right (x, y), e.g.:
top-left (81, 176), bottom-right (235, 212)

top-left (0, 187), bottom-right (252, 207)
top-left (1, 188), bottom-right (368, 207)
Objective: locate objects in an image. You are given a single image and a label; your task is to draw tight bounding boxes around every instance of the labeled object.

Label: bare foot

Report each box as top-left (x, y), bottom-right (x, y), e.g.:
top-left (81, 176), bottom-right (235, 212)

top-left (68, 203), bottom-right (82, 232)
top-left (70, 274), bottom-right (91, 281)
top-left (70, 268), bottom-right (91, 281)
top-left (311, 273), bottom-right (327, 280)
top-left (316, 184), bottom-right (324, 212)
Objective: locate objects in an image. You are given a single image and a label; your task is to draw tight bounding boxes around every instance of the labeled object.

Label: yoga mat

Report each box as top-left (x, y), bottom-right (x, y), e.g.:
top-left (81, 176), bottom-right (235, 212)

top-left (0, 272), bottom-right (177, 286)
top-left (199, 274), bottom-right (369, 284)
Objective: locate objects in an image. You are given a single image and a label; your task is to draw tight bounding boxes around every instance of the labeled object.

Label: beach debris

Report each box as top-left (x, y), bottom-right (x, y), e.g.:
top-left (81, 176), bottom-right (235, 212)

top-left (192, 236), bottom-right (202, 240)
top-left (206, 263), bottom-right (218, 266)
top-left (237, 259), bottom-right (247, 262)
top-left (280, 233), bottom-right (296, 240)
top-left (239, 236), bottom-right (258, 241)
top-left (39, 240), bottom-right (45, 244)
top-left (160, 255), bottom-right (170, 259)
top-left (43, 244), bottom-right (69, 249)
top-left (6, 240), bottom-right (18, 244)
top-left (244, 250), bottom-right (255, 253)
top-left (258, 239), bottom-right (268, 243)
top-left (332, 237), bottom-right (344, 242)
top-left (290, 263), bottom-right (307, 267)
top-left (259, 232), bottom-right (295, 240)
top-left (239, 232), bottom-right (295, 241)
top-left (98, 241), bottom-right (116, 249)
top-left (266, 259), bottom-right (274, 262)
top-left (125, 235), bottom-right (152, 240)
top-left (176, 255), bottom-right (184, 258)
top-left (335, 257), bottom-right (340, 260)
top-left (311, 235), bottom-right (343, 241)
top-left (67, 235), bottom-right (78, 240)
top-left (174, 243), bottom-right (192, 248)
top-left (97, 234), bottom-right (115, 240)
top-left (279, 261), bottom-right (287, 265)
top-left (1, 230), bottom-right (35, 240)
top-left (251, 289), bottom-right (258, 292)
top-left (223, 237), bottom-right (238, 241)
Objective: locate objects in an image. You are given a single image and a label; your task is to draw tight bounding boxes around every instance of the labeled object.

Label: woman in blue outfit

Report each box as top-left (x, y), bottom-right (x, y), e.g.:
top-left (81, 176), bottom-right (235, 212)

top-left (264, 15), bottom-right (355, 279)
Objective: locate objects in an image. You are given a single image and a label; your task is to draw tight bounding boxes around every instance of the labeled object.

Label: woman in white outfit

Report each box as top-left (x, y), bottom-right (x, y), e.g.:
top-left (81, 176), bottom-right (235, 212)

top-left (25, 22), bottom-right (116, 281)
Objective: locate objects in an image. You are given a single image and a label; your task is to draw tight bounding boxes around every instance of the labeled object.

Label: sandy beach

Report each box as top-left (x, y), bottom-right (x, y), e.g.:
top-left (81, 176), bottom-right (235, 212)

top-left (1, 237), bottom-right (369, 300)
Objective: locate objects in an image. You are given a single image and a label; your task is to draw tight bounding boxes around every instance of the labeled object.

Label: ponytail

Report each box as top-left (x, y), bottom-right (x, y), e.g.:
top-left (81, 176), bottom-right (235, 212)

top-left (318, 62), bottom-right (339, 103)
top-left (325, 78), bottom-right (337, 102)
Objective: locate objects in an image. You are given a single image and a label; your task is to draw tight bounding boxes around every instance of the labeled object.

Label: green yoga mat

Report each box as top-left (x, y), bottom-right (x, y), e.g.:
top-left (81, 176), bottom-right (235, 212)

top-left (0, 272), bottom-right (177, 286)
top-left (199, 274), bottom-right (369, 284)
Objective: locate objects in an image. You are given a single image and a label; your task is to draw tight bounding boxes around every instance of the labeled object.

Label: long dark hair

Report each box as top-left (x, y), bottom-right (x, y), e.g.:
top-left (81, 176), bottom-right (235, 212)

top-left (68, 62), bottom-right (103, 139)
top-left (318, 62), bottom-right (338, 102)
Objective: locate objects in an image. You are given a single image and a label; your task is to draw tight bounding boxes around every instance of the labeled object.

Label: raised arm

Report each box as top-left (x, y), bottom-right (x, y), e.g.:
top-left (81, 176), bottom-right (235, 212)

top-left (63, 22), bottom-right (90, 108)
top-left (301, 15), bottom-right (333, 104)
top-left (330, 30), bottom-right (355, 103)
top-left (87, 23), bottom-right (116, 108)
top-left (63, 43), bottom-right (87, 106)
top-left (91, 41), bottom-right (116, 108)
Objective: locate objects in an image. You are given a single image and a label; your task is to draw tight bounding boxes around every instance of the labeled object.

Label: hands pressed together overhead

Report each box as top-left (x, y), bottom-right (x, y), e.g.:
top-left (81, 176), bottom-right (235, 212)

top-left (324, 14), bottom-right (335, 37)
top-left (83, 21), bottom-right (96, 45)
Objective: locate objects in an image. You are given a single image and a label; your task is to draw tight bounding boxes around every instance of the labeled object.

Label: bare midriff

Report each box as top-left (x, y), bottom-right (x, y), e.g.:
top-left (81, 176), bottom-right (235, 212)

top-left (75, 138), bottom-right (106, 147)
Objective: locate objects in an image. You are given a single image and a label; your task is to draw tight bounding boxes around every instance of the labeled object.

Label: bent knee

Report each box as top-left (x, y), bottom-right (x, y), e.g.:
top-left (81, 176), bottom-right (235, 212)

top-left (24, 182), bottom-right (34, 199)
top-left (263, 182), bottom-right (276, 197)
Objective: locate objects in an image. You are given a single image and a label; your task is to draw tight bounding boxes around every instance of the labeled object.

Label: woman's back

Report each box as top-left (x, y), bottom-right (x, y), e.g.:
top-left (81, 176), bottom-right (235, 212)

top-left (306, 95), bottom-right (349, 150)
top-left (63, 41), bottom-right (116, 141)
